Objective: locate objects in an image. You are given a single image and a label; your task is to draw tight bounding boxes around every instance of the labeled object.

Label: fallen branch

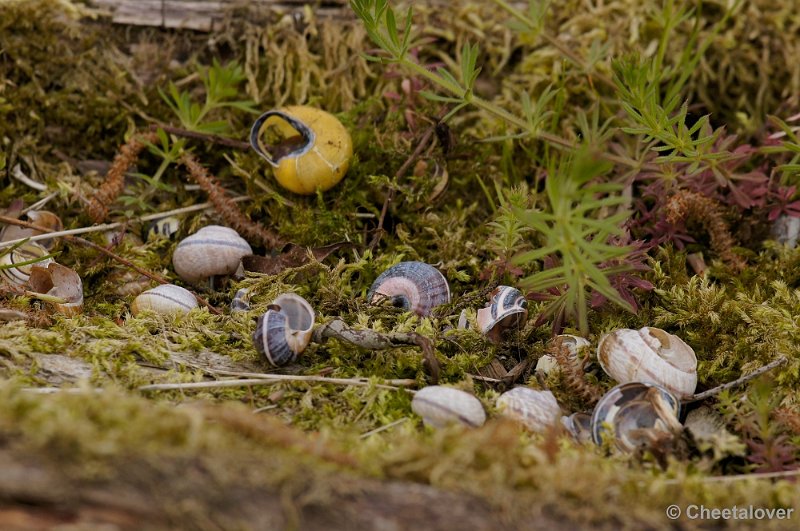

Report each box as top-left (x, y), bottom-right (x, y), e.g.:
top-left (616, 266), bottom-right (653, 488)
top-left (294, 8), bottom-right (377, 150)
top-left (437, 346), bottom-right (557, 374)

top-left (311, 318), bottom-right (440, 383)
top-left (684, 355), bottom-right (789, 403)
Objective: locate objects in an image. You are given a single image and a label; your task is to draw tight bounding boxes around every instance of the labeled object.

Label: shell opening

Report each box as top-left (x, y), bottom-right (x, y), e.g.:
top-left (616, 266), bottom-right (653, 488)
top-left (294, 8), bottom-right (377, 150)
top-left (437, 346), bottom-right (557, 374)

top-left (250, 110), bottom-right (314, 167)
top-left (273, 294), bottom-right (314, 333)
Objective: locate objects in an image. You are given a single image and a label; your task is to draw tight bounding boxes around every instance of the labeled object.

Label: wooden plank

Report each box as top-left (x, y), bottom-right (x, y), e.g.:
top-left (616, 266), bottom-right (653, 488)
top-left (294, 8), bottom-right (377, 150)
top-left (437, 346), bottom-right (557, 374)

top-left (89, 0), bottom-right (350, 31)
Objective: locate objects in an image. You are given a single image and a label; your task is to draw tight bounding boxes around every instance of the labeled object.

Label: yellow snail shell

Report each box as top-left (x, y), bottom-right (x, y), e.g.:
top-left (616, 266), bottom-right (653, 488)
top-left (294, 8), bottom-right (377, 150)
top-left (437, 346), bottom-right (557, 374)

top-left (249, 106), bottom-right (353, 195)
top-left (597, 327), bottom-right (697, 398)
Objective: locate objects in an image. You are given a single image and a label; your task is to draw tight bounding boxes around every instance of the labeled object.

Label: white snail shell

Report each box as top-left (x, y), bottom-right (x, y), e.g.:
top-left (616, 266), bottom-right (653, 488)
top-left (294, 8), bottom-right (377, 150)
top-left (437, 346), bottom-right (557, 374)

top-left (496, 387), bottom-right (562, 433)
top-left (131, 284), bottom-right (199, 316)
top-left (590, 382), bottom-right (681, 452)
top-left (172, 225), bottom-right (252, 284)
top-left (368, 261), bottom-right (450, 317)
top-left (476, 285), bottom-right (528, 340)
top-left (253, 293), bottom-right (315, 366)
top-left (597, 327), bottom-right (697, 398)
top-left (411, 386), bottom-right (486, 428)
top-left (0, 242), bottom-right (52, 286)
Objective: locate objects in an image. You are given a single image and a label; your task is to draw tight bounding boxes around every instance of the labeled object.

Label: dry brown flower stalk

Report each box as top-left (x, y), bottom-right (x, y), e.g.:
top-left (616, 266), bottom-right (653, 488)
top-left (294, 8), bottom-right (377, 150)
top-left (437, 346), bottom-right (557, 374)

top-left (180, 152), bottom-right (285, 249)
top-left (550, 336), bottom-right (604, 404)
top-left (665, 190), bottom-right (746, 271)
top-left (87, 132), bottom-right (159, 223)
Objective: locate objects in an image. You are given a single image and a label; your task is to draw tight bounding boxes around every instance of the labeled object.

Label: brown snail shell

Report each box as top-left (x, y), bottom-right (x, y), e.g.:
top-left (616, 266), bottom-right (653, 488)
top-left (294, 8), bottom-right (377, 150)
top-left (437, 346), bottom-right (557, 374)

top-left (28, 263), bottom-right (83, 316)
top-left (132, 284), bottom-right (198, 316)
top-left (411, 386), bottom-right (486, 428)
top-left (253, 293), bottom-right (315, 367)
top-left (496, 387), bottom-right (562, 433)
top-left (597, 327), bottom-right (697, 398)
top-left (476, 285), bottom-right (528, 341)
top-left (0, 210), bottom-right (63, 250)
top-left (368, 261), bottom-right (450, 317)
top-left (172, 225), bottom-right (252, 284)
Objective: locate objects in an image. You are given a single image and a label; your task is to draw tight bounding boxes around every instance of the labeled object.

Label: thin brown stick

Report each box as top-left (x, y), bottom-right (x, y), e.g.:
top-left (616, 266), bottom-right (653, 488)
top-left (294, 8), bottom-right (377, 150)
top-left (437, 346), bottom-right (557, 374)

top-left (684, 355), bottom-right (789, 403)
top-left (151, 124), bottom-right (251, 151)
top-left (139, 375), bottom-right (414, 392)
top-left (370, 124), bottom-right (438, 250)
top-left (0, 215), bottom-right (220, 314)
top-left (180, 152), bottom-right (285, 249)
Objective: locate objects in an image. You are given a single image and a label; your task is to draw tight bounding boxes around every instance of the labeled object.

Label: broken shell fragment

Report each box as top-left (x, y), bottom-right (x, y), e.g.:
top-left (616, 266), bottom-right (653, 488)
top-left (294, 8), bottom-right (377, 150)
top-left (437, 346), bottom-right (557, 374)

top-left (28, 263), bottom-right (84, 316)
top-left (172, 225), bottom-right (252, 284)
top-left (496, 387), bottom-right (562, 433)
top-left (0, 242), bottom-right (52, 286)
top-left (253, 293), bottom-right (315, 367)
top-left (132, 284), bottom-right (198, 316)
top-left (591, 382), bottom-right (681, 453)
top-left (1, 210), bottom-right (63, 250)
top-left (368, 261), bottom-right (450, 317)
top-left (561, 412), bottom-right (593, 444)
top-left (250, 105), bottom-right (353, 195)
top-left (476, 285), bottom-right (528, 341)
top-left (597, 327), bottom-right (697, 398)
top-left (411, 386), bottom-right (486, 428)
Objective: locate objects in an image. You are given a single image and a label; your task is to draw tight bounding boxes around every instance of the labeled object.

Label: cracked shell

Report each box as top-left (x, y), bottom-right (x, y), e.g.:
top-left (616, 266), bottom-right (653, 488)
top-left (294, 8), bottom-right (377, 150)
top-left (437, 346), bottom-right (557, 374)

top-left (411, 386), bottom-right (486, 428)
top-left (476, 285), bottom-right (528, 341)
top-left (597, 327), bottom-right (697, 398)
top-left (368, 261), bottom-right (450, 317)
top-left (253, 293), bottom-right (315, 367)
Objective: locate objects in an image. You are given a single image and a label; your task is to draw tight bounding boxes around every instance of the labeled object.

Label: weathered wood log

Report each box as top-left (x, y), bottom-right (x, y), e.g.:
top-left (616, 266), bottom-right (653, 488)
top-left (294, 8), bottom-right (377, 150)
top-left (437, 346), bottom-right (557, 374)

top-left (89, 0), bottom-right (350, 31)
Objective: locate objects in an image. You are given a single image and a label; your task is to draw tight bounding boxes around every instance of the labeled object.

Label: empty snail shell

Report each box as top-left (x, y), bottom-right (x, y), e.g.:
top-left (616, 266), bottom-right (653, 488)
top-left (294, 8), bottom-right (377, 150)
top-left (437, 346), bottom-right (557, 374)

top-left (0, 210), bottom-right (63, 250)
top-left (250, 106), bottom-right (353, 195)
top-left (537, 335), bottom-right (590, 377)
top-left (145, 216), bottom-right (181, 241)
top-left (231, 288), bottom-right (251, 313)
top-left (368, 261), bottom-right (450, 317)
top-left (476, 286), bottom-right (528, 341)
top-left (132, 284), bottom-right (198, 316)
top-left (496, 387), bottom-right (562, 433)
top-left (253, 293), bottom-right (315, 366)
top-left (28, 263), bottom-right (84, 316)
top-left (597, 327), bottom-right (697, 398)
top-left (561, 412), bottom-right (593, 444)
top-left (172, 225), bottom-right (252, 284)
top-left (411, 386), bottom-right (486, 428)
top-left (0, 242), bottom-right (52, 286)
top-left (591, 382), bottom-right (681, 453)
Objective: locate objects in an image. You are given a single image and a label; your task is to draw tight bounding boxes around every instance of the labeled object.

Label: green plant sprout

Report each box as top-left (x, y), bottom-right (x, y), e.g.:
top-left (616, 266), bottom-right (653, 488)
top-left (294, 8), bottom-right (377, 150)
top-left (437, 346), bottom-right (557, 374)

top-left (512, 148), bottom-right (633, 334)
top-left (159, 59), bottom-right (258, 135)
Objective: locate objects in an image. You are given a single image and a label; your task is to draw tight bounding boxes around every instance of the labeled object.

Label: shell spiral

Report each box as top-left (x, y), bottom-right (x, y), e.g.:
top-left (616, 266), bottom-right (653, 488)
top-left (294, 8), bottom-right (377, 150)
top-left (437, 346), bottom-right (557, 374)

top-left (172, 225), bottom-right (252, 284)
top-left (253, 293), bottom-right (315, 367)
top-left (476, 285), bottom-right (528, 339)
top-left (368, 261), bottom-right (450, 317)
top-left (597, 327), bottom-right (697, 398)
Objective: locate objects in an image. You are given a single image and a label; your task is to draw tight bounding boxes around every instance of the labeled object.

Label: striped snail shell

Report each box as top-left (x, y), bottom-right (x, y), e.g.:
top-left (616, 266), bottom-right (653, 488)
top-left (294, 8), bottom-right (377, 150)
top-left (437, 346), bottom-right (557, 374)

top-left (131, 284), bottom-right (198, 316)
top-left (368, 261), bottom-right (450, 317)
top-left (0, 242), bottom-right (52, 286)
top-left (411, 386), bottom-right (486, 428)
top-left (590, 382), bottom-right (681, 453)
top-left (597, 327), bottom-right (697, 398)
top-left (250, 106), bottom-right (353, 195)
top-left (172, 225), bottom-right (252, 284)
top-left (253, 293), bottom-right (315, 367)
top-left (496, 387), bottom-right (562, 433)
top-left (231, 288), bottom-right (251, 313)
top-left (145, 216), bottom-right (181, 241)
top-left (476, 285), bottom-right (528, 341)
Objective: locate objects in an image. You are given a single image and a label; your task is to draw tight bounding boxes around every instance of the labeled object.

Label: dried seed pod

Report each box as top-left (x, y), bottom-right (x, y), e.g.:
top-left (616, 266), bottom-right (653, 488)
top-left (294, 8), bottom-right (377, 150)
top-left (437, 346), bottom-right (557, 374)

top-left (496, 387), bottom-right (562, 433)
top-left (172, 225), bottom-right (252, 284)
top-left (250, 106), bottom-right (353, 195)
top-left (0, 242), bottom-right (52, 286)
top-left (132, 284), bottom-right (198, 316)
top-left (368, 261), bottom-right (450, 317)
top-left (561, 412), bottom-right (593, 444)
top-left (597, 327), bottom-right (697, 398)
top-left (253, 293), bottom-right (315, 366)
top-left (591, 382), bottom-right (681, 453)
top-left (411, 386), bottom-right (486, 428)
top-left (28, 263), bottom-right (83, 316)
top-left (476, 285), bottom-right (528, 342)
